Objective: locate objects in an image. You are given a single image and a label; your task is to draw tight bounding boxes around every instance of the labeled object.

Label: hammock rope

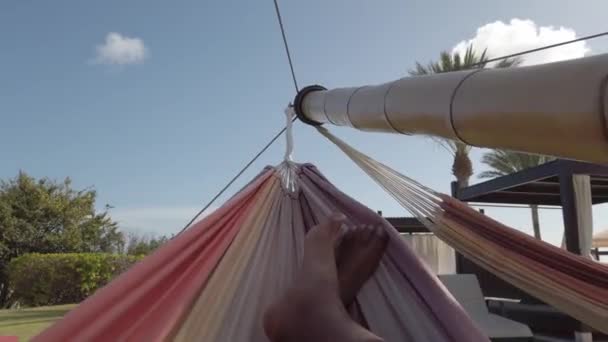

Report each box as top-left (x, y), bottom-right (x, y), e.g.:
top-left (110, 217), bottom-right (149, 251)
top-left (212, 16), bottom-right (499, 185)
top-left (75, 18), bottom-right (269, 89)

top-left (317, 126), bottom-right (608, 333)
top-left (468, 30), bottom-right (608, 68)
top-left (271, 0), bottom-right (299, 92)
top-left (179, 0), bottom-right (300, 234)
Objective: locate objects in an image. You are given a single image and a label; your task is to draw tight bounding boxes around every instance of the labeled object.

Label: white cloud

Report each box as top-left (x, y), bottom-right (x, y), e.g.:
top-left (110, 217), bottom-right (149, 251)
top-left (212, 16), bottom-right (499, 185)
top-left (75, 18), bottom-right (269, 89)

top-left (452, 19), bottom-right (590, 66)
top-left (93, 32), bottom-right (148, 65)
top-left (110, 206), bottom-right (216, 235)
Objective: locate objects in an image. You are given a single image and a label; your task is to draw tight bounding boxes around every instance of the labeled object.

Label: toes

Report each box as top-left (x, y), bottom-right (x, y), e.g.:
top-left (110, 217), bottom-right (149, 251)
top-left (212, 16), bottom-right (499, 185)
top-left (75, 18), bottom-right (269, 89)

top-left (326, 213), bottom-right (347, 237)
top-left (343, 224), bottom-right (387, 244)
top-left (336, 225), bottom-right (356, 262)
top-left (311, 213), bottom-right (347, 243)
top-left (371, 225), bottom-right (389, 251)
top-left (325, 219), bottom-right (389, 259)
top-left (373, 224), bottom-right (389, 241)
top-left (335, 223), bottom-right (353, 248)
top-left (358, 224), bottom-right (375, 242)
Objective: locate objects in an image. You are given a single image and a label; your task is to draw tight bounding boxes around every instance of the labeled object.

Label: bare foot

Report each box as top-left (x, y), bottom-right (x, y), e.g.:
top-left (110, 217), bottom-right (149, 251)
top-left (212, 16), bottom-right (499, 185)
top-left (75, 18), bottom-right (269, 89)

top-left (337, 224), bottom-right (389, 306)
top-left (263, 215), bottom-right (383, 342)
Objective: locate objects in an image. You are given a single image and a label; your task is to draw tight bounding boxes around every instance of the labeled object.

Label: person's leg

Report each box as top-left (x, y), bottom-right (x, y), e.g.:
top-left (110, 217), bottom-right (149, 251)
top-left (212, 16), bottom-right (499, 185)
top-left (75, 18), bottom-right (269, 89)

top-left (263, 215), bottom-right (384, 342)
top-left (337, 224), bottom-right (389, 307)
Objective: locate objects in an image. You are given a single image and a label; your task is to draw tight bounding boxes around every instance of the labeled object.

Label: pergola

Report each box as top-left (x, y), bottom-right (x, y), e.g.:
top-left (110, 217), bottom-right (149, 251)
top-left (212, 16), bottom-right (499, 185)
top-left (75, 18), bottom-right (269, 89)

top-left (383, 216), bottom-right (428, 233)
top-left (448, 159), bottom-right (608, 338)
top-left (452, 159), bottom-right (608, 255)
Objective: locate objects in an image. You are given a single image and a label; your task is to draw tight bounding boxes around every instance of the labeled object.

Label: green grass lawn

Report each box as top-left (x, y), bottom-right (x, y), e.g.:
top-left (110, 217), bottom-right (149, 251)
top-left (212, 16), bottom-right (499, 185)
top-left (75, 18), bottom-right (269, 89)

top-left (0, 304), bottom-right (76, 341)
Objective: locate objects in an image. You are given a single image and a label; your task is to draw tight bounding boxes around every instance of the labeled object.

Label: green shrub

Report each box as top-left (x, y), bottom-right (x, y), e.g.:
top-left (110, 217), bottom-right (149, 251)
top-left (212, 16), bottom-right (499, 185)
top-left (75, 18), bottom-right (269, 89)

top-left (8, 253), bottom-right (143, 307)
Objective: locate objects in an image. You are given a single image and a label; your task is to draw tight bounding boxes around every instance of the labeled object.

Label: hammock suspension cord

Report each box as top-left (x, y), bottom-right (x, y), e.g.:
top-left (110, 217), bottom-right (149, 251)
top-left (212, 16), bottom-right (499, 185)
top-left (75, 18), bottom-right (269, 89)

top-left (469, 30), bottom-right (608, 68)
top-left (272, 0), bottom-right (299, 93)
top-left (179, 0), bottom-right (299, 233)
top-left (181, 26), bottom-right (608, 234)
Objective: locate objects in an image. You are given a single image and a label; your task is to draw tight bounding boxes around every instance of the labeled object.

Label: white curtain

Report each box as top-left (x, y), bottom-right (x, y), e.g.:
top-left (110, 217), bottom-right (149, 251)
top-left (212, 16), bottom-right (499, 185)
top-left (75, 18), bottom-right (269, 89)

top-left (401, 234), bottom-right (456, 274)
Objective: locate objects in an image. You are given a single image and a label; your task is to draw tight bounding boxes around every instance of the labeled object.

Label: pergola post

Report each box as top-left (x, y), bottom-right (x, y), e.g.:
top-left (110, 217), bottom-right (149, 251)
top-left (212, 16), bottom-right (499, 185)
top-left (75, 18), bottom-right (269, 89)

top-left (451, 181), bottom-right (465, 273)
top-left (559, 172), bottom-right (594, 256)
top-left (559, 172), bottom-right (582, 254)
top-left (559, 172), bottom-right (594, 342)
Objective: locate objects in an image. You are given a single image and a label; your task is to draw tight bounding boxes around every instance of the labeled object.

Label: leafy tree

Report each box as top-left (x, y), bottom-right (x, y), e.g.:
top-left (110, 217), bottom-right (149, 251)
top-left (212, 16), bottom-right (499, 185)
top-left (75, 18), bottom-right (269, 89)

top-left (124, 232), bottom-right (169, 256)
top-left (409, 45), bottom-right (521, 188)
top-left (479, 150), bottom-right (556, 239)
top-left (9, 253), bottom-right (142, 307)
top-left (0, 171), bottom-right (123, 306)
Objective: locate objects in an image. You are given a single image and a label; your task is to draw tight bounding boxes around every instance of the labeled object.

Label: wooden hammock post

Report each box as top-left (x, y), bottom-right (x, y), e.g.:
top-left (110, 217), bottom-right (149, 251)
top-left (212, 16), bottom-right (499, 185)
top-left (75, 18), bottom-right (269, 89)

top-left (294, 54), bottom-right (608, 164)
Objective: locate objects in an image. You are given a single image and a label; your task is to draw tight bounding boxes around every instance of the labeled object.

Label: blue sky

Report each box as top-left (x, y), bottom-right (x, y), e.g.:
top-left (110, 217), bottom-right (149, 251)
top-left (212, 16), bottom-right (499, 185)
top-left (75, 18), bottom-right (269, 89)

top-left (2, 0), bottom-right (608, 245)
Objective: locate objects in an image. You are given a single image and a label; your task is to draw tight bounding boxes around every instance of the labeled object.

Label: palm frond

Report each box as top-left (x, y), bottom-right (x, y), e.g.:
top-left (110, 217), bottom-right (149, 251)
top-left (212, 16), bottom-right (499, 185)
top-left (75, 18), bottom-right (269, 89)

top-left (495, 56), bottom-right (523, 68)
top-left (439, 52), bottom-right (453, 71)
top-left (479, 170), bottom-right (506, 179)
top-left (453, 53), bottom-right (462, 70)
top-left (479, 149), bottom-right (556, 179)
top-left (429, 136), bottom-right (457, 155)
top-left (409, 62), bottom-right (430, 76)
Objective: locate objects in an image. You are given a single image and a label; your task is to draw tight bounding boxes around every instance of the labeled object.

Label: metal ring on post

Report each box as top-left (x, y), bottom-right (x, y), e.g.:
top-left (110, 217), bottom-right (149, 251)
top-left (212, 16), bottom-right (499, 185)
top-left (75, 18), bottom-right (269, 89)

top-left (345, 86), bottom-right (366, 129)
top-left (383, 80), bottom-right (410, 135)
top-left (294, 85), bottom-right (327, 126)
top-left (322, 88), bottom-right (334, 125)
top-left (449, 69), bottom-right (485, 146)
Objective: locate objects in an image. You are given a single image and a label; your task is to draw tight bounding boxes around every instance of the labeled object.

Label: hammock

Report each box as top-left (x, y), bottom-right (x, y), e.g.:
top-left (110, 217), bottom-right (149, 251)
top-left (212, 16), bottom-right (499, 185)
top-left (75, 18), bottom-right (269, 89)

top-left (35, 127), bottom-right (608, 340)
top-left (34, 163), bottom-right (487, 342)
top-left (318, 127), bottom-right (608, 334)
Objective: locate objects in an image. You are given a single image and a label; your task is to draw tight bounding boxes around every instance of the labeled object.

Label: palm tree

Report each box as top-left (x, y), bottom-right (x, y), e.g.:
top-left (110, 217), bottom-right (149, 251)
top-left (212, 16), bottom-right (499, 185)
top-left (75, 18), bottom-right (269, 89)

top-left (409, 45), bottom-right (521, 188)
top-left (479, 150), bottom-right (556, 239)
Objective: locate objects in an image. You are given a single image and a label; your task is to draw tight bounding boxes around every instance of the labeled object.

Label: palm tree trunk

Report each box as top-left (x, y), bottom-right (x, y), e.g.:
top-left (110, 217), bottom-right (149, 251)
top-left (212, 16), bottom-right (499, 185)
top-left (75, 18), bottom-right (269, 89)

top-left (530, 204), bottom-right (541, 239)
top-left (456, 177), bottom-right (469, 189)
top-left (452, 148), bottom-right (473, 189)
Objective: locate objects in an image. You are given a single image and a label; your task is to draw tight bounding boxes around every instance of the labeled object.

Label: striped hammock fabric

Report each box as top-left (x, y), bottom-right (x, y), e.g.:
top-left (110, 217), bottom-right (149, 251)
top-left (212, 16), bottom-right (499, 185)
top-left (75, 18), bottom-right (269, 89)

top-left (34, 163), bottom-right (487, 342)
top-left (318, 127), bottom-right (608, 334)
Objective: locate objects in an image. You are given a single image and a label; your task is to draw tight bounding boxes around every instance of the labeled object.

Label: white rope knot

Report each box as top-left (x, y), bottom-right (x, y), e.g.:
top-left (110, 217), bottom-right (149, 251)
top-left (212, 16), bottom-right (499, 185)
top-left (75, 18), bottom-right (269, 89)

top-left (283, 104), bottom-right (295, 162)
top-left (279, 104), bottom-right (299, 193)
